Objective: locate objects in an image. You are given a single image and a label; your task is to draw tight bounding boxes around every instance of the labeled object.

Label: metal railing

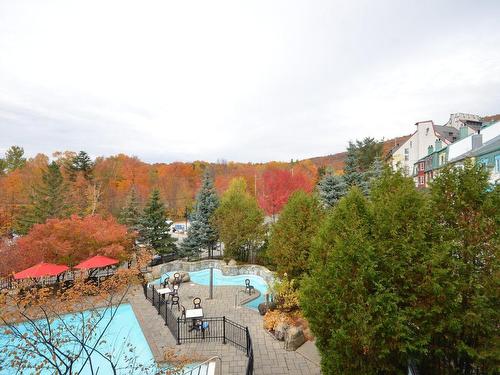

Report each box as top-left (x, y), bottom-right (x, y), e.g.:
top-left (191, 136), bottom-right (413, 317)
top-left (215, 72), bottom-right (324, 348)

top-left (143, 283), bottom-right (254, 374)
top-left (183, 356), bottom-right (222, 375)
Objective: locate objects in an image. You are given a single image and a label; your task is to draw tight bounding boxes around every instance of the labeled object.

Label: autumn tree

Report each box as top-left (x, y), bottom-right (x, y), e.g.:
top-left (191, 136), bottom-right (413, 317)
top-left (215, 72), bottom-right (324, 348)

top-left (268, 191), bottom-right (322, 278)
top-left (138, 189), bottom-right (176, 254)
top-left (180, 171), bottom-right (219, 258)
top-left (16, 161), bottom-right (69, 234)
top-left (258, 168), bottom-right (313, 219)
top-left (212, 178), bottom-right (265, 262)
top-left (13, 215), bottom-right (133, 271)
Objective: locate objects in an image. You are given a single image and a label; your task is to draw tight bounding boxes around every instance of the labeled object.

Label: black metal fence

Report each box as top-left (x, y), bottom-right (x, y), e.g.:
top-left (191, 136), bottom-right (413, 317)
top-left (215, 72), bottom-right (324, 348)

top-left (143, 283), bottom-right (254, 374)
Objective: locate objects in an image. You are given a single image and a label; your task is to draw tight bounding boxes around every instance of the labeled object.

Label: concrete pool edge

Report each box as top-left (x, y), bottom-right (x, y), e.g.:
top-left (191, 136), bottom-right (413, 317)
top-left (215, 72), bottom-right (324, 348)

top-left (155, 260), bottom-right (275, 285)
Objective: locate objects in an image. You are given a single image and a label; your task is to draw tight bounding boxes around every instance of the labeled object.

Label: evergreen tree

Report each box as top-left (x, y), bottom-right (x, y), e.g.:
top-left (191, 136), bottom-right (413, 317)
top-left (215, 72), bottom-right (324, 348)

top-left (17, 161), bottom-right (68, 234)
top-left (70, 151), bottom-right (94, 180)
top-left (119, 186), bottom-right (141, 231)
top-left (422, 161), bottom-right (499, 372)
top-left (343, 138), bottom-right (383, 194)
top-left (4, 146), bottom-right (26, 173)
top-left (302, 170), bottom-right (434, 374)
top-left (212, 178), bottom-right (265, 262)
top-left (316, 171), bottom-right (347, 209)
top-left (138, 189), bottom-right (176, 254)
top-left (0, 158), bottom-right (6, 176)
top-left (268, 191), bottom-right (323, 278)
top-left (343, 141), bottom-right (368, 192)
top-left (180, 171), bottom-right (219, 258)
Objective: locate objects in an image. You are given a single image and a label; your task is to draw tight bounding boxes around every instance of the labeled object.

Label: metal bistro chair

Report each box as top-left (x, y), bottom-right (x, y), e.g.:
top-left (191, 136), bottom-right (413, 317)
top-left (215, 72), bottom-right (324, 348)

top-left (245, 279), bottom-right (255, 295)
top-left (169, 284), bottom-right (179, 300)
top-left (170, 295), bottom-right (180, 311)
top-left (193, 297), bottom-right (202, 309)
top-left (181, 305), bottom-right (187, 322)
top-left (173, 272), bottom-right (181, 285)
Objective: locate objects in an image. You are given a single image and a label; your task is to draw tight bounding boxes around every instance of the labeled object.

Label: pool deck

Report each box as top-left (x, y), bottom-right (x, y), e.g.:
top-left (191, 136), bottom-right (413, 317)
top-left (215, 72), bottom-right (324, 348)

top-left (128, 281), bottom-right (321, 374)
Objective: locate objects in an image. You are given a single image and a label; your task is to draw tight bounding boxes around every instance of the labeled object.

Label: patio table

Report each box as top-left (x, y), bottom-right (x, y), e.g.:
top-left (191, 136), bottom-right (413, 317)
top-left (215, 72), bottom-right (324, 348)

top-left (156, 287), bottom-right (172, 295)
top-left (186, 308), bottom-right (204, 332)
top-left (185, 308), bottom-right (203, 319)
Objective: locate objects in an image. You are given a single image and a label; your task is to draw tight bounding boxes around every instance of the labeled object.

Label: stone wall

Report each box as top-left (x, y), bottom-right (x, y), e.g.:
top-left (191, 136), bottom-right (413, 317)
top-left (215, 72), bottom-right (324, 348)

top-left (157, 260), bottom-right (275, 285)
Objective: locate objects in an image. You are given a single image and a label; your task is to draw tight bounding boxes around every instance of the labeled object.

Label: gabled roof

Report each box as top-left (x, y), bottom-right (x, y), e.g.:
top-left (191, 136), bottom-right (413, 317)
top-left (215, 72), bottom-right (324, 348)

top-left (433, 125), bottom-right (459, 144)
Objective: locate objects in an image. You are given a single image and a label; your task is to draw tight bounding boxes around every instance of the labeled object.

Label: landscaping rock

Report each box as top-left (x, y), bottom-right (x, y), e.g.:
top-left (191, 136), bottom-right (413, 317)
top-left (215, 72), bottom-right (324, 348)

top-left (274, 322), bottom-right (289, 341)
top-left (284, 326), bottom-right (306, 351)
top-left (227, 259), bottom-right (238, 266)
top-left (168, 271), bottom-right (190, 283)
top-left (258, 303), bottom-right (268, 316)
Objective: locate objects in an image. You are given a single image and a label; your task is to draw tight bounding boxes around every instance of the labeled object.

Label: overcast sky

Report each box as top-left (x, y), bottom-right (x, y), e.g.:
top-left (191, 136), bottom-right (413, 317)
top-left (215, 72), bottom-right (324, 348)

top-left (0, 0), bottom-right (499, 163)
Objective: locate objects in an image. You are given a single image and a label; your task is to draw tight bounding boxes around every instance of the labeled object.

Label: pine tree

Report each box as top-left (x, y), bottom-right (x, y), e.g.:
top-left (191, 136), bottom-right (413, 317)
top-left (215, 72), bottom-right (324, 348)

top-left (4, 146), bottom-right (26, 173)
top-left (316, 171), bottom-right (347, 209)
top-left (70, 151), bottom-right (94, 180)
top-left (364, 156), bottom-right (385, 195)
top-left (119, 186), bottom-right (141, 231)
top-left (343, 141), bottom-right (367, 191)
top-left (138, 189), bottom-right (176, 254)
top-left (180, 171), bottom-right (219, 258)
top-left (17, 161), bottom-right (68, 234)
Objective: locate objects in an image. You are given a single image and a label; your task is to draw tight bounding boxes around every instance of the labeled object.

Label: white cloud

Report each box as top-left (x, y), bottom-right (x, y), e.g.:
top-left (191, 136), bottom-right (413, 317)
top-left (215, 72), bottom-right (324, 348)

top-left (0, 0), bottom-right (499, 162)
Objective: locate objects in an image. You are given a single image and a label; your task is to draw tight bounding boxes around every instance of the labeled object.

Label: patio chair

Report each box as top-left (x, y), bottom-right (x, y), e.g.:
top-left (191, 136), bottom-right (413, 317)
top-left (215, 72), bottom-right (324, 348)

top-left (193, 297), bottom-right (201, 309)
top-left (170, 295), bottom-right (180, 311)
top-left (181, 305), bottom-right (186, 322)
top-left (169, 284), bottom-right (179, 299)
top-left (173, 272), bottom-right (181, 285)
top-left (245, 279), bottom-right (255, 295)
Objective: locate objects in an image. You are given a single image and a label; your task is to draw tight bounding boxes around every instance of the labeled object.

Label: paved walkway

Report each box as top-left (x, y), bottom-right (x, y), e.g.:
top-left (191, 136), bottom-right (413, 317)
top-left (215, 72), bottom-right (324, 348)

top-left (128, 281), bottom-right (321, 374)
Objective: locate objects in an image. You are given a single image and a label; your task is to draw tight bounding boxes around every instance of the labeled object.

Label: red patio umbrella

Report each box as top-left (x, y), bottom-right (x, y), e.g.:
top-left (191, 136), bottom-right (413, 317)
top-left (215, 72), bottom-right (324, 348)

top-left (13, 262), bottom-right (69, 280)
top-left (74, 255), bottom-right (119, 270)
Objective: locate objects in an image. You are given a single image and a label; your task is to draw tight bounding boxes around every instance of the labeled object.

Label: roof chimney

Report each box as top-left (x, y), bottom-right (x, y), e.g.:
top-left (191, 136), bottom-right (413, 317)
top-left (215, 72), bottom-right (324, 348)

top-left (472, 134), bottom-right (483, 150)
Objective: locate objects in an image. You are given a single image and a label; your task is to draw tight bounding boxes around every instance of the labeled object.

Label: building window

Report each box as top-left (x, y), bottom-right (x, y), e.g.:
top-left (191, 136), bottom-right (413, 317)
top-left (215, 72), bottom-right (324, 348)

top-left (410, 141), bottom-right (412, 148)
top-left (426, 128), bottom-right (429, 135)
top-left (495, 155), bottom-right (500, 173)
top-left (419, 163), bottom-right (425, 171)
top-left (404, 148), bottom-right (409, 161)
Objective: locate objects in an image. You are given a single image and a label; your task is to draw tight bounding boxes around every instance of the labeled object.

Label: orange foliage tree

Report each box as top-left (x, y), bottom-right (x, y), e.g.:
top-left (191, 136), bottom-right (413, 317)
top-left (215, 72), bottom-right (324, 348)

top-left (16, 215), bottom-right (134, 268)
top-left (257, 168), bottom-right (314, 218)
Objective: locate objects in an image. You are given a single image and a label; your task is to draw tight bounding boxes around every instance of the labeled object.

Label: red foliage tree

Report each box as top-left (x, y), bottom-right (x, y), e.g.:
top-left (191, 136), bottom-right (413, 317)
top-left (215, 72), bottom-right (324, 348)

top-left (16, 215), bottom-right (134, 268)
top-left (257, 168), bottom-right (314, 217)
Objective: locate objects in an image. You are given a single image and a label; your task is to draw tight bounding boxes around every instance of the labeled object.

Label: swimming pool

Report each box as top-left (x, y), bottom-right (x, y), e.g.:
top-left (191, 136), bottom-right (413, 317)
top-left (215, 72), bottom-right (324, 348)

top-left (161, 268), bottom-right (270, 310)
top-left (0, 304), bottom-right (155, 374)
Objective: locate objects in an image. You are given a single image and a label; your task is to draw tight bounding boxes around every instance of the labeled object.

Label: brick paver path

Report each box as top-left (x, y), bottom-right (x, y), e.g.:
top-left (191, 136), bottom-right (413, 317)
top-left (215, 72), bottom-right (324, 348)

top-left (128, 280), bottom-right (321, 374)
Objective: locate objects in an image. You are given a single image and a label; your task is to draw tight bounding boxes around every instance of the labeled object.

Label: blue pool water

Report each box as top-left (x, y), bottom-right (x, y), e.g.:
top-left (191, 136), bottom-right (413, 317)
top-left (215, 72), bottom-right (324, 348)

top-left (0, 304), bottom-right (155, 374)
top-left (161, 269), bottom-right (270, 310)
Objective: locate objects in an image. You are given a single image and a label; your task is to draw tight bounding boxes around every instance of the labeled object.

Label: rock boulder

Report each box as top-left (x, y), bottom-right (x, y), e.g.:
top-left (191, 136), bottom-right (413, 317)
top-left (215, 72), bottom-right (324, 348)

top-left (274, 322), bottom-right (289, 341)
top-left (284, 326), bottom-right (306, 351)
top-left (258, 303), bottom-right (268, 316)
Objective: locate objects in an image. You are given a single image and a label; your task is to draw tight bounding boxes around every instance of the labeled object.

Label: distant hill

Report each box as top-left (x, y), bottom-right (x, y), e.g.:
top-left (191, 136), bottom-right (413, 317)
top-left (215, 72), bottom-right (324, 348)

top-left (305, 135), bottom-right (412, 172)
